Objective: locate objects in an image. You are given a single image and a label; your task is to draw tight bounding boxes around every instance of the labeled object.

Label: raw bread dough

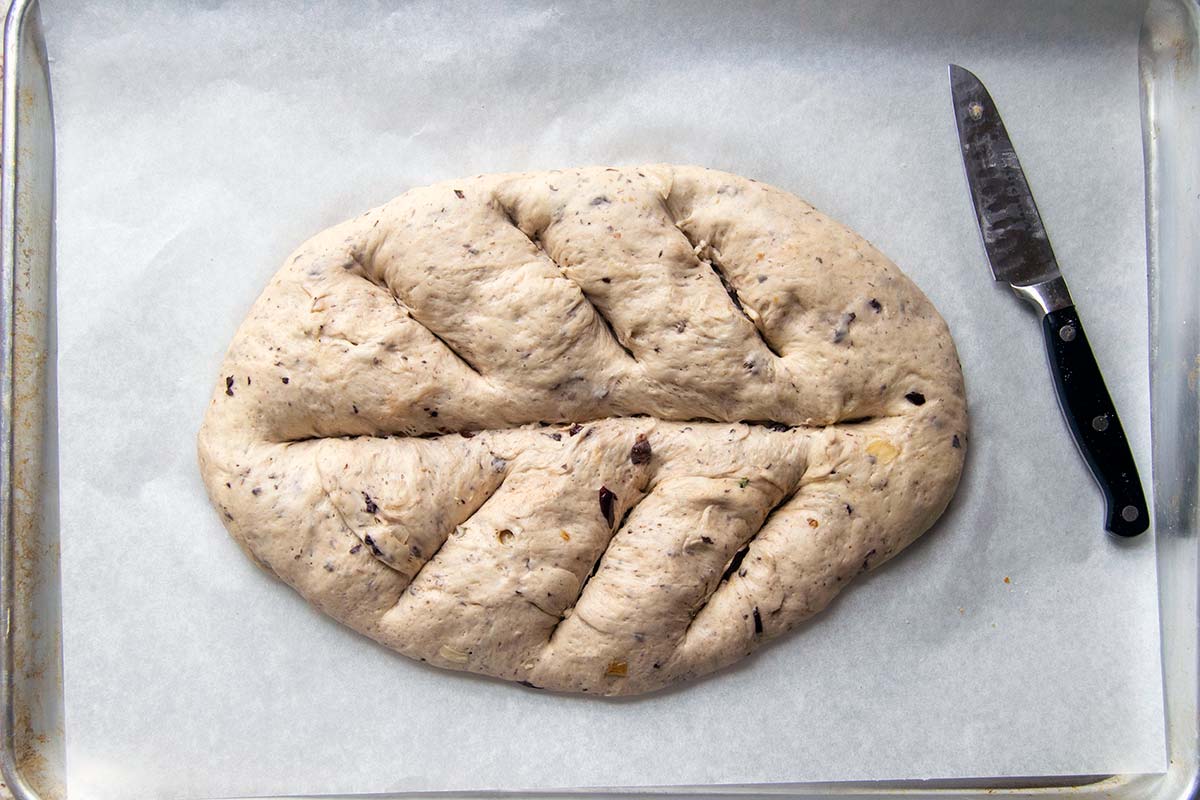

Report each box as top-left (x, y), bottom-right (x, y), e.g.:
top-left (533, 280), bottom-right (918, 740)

top-left (197, 164), bottom-right (967, 696)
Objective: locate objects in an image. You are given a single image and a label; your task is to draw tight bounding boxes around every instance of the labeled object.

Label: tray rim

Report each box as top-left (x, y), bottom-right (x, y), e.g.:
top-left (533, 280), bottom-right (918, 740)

top-left (1, 0), bottom-right (44, 798)
top-left (1, 0), bottom-right (1195, 797)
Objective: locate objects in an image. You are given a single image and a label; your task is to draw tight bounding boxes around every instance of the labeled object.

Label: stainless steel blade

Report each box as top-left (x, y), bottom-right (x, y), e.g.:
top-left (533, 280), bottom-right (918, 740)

top-left (950, 64), bottom-right (1062, 289)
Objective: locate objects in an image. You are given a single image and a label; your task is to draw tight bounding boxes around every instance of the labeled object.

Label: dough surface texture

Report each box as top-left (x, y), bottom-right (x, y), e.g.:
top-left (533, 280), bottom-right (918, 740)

top-left (198, 164), bottom-right (967, 696)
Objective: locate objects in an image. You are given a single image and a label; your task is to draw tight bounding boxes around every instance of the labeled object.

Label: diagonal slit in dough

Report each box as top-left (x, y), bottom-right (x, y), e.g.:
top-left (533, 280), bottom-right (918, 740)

top-left (661, 191), bottom-right (786, 359)
top-left (581, 293), bottom-right (637, 361)
top-left (705, 249), bottom-right (784, 358)
top-left (346, 244), bottom-right (488, 378)
top-left (499, 200), bottom-right (639, 363)
top-left (314, 458), bottom-right (410, 582)
top-left (681, 481), bottom-right (802, 640)
top-left (392, 468), bottom-right (513, 606)
top-left (677, 226), bottom-right (785, 359)
top-left (546, 490), bottom-right (652, 645)
top-left (409, 312), bottom-right (484, 376)
top-left (386, 297), bottom-right (484, 377)
top-left (310, 432), bottom-right (516, 591)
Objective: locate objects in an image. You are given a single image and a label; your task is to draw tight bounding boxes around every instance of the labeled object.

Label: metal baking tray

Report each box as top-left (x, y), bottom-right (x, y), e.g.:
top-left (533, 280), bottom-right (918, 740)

top-left (0, 0), bottom-right (1195, 797)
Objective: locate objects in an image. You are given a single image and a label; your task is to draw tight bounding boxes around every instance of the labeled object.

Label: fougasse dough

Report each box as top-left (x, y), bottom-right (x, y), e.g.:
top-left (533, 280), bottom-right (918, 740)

top-left (197, 164), bottom-right (967, 696)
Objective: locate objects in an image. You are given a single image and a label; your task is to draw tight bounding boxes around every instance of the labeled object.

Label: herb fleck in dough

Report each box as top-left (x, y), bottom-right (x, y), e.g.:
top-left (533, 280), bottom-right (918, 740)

top-left (198, 164), bottom-right (967, 696)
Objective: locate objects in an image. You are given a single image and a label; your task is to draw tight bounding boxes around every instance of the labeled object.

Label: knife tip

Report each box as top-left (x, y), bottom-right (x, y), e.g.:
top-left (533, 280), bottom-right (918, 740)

top-left (948, 63), bottom-right (978, 87)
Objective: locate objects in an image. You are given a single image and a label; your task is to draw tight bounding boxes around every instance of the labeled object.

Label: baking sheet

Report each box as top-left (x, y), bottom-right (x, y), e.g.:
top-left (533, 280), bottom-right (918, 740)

top-left (45, 1), bottom-right (1166, 798)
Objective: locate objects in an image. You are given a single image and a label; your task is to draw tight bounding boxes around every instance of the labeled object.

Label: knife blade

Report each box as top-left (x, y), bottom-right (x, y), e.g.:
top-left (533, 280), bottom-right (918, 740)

top-left (949, 64), bottom-right (1148, 537)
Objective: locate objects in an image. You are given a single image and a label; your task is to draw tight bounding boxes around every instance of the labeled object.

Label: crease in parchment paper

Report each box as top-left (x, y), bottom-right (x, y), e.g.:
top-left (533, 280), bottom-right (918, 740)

top-left (47, 1), bottom-right (1164, 798)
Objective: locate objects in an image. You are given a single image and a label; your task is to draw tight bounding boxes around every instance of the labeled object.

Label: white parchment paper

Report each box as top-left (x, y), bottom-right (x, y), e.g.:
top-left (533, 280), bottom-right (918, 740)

top-left (46, 1), bottom-right (1166, 798)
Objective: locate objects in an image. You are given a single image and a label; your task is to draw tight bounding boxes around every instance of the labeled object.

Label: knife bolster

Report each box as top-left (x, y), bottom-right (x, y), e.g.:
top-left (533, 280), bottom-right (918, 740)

top-left (1012, 274), bottom-right (1073, 315)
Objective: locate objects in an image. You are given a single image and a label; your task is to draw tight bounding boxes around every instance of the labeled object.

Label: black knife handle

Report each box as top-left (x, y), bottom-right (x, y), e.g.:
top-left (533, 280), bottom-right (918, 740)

top-left (1041, 306), bottom-right (1148, 536)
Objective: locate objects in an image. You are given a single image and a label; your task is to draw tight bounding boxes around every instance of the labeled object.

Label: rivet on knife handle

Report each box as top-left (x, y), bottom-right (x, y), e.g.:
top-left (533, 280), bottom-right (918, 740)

top-left (949, 64), bottom-right (1149, 537)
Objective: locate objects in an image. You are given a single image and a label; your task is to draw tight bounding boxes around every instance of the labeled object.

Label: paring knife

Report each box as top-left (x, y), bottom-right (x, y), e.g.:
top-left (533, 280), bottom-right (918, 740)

top-left (948, 64), bottom-right (1148, 537)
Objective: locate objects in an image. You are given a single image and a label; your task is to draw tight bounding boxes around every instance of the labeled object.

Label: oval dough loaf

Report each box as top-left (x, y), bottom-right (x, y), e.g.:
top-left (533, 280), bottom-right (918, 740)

top-left (198, 164), bottom-right (967, 696)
